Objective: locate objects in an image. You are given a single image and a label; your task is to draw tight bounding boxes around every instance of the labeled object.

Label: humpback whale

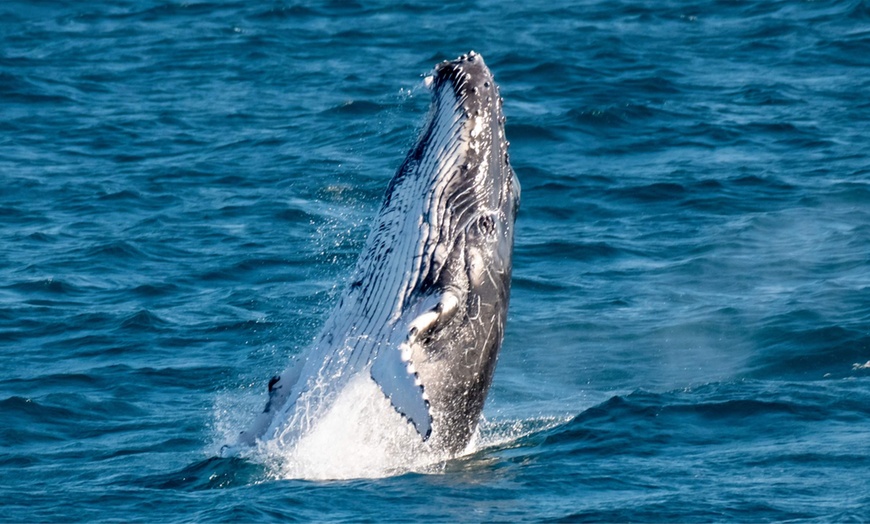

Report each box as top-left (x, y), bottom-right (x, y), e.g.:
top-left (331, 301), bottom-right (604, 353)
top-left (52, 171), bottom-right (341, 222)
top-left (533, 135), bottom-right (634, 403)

top-left (227, 51), bottom-right (519, 457)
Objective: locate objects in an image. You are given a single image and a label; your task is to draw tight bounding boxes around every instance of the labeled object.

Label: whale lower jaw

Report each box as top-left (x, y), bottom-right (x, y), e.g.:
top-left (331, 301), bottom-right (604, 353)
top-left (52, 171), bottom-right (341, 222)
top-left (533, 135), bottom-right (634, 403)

top-left (229, 51), bottom-right (518, 458)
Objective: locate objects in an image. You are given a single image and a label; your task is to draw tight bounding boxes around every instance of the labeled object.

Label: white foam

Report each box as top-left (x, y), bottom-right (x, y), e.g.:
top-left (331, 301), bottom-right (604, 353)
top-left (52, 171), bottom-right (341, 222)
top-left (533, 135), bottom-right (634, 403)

top-left (213, 374), bottom-right (572, 481)
top-left (257, 374), bottom-right (447, 480)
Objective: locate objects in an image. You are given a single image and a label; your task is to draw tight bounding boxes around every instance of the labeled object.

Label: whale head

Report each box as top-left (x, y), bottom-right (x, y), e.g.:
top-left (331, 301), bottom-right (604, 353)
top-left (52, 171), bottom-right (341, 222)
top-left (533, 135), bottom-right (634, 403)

top-left (368, 51), bottom-right (520, 453)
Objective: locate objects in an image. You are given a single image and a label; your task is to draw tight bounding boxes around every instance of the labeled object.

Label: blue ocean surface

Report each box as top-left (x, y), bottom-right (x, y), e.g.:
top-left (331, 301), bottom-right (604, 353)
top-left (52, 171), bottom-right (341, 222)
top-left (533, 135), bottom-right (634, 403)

top-left (2, 0), bottom-right (869, 521)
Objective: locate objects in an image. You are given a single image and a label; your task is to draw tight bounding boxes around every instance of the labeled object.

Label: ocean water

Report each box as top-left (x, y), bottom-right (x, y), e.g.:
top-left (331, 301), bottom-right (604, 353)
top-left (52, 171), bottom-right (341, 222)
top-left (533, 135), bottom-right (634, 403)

top-left (2, 0), bottom-right (869, 521)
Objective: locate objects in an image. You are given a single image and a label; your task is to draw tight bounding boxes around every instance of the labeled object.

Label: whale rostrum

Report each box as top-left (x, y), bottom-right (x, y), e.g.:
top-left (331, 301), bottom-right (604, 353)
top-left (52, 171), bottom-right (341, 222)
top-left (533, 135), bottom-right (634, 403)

top-left (229, 51), bottom-right (519, 456)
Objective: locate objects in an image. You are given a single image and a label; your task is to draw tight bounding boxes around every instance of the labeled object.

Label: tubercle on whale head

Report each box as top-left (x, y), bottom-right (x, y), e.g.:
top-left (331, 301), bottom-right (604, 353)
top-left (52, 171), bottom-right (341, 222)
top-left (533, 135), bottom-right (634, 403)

top-left (427, 52), bottom-right (500, 111)
top-left (421, 52), bottom-right (503, 109)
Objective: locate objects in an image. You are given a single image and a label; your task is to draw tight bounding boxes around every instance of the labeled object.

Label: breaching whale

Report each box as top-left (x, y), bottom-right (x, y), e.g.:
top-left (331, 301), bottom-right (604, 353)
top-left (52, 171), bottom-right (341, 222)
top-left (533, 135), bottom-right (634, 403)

top-left (226, 51), bottom-right (519, 457)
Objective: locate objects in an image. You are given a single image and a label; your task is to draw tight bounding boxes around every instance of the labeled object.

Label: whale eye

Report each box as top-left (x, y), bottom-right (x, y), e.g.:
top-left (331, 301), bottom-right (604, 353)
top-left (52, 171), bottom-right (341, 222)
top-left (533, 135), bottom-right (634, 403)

top-left (476, 214), bottom-right (496, 236)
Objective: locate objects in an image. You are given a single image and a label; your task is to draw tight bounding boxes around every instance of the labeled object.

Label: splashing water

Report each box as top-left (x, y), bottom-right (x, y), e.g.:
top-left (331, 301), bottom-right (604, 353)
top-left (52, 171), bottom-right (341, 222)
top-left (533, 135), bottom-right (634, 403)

top-left (261, 374), bottom-right (444, 480)
top-left (214, 373), bottom-right (570, 481)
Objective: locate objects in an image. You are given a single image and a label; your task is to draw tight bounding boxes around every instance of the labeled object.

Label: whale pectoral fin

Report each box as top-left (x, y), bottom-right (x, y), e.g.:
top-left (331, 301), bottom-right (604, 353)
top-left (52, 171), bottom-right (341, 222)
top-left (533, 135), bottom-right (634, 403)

top-left (226, 358), bottom-right (305, 454)
top-left (371, 342), bottom-right (432, 441)
top-left (368, 291), bottom-right (462, 440)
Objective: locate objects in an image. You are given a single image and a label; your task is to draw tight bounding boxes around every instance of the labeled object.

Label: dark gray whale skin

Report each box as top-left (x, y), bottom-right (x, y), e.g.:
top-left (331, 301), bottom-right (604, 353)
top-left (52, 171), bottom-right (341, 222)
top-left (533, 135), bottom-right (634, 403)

top-left (228, 51), bottom-right (519, 457)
